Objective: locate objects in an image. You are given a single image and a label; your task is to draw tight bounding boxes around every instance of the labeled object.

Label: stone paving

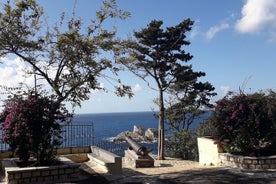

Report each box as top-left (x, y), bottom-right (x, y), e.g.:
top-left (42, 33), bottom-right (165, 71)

top-left (1, 156), bottom-right (276, 184)
top-left (81, 156), bottom-right (276, 184)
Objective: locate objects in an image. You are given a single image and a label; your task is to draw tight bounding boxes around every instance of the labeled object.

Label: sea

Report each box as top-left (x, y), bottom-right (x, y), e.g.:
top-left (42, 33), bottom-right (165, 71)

top-left (71, 111), bottom-right (211, 155)
top-left (0, 111), bottom-right (211, 156)
top-left (73, 111), bottom-right (159, 142)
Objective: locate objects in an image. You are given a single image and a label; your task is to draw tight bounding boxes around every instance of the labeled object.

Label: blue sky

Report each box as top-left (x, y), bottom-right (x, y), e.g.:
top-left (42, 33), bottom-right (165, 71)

top-left (1, 0), bottom-right (276, 114)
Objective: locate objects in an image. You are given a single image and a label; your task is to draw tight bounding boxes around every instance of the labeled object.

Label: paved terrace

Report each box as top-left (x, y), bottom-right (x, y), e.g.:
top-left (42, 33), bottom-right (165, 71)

top-left (1, 156), bottom-right (275, 183)
top-left (74, 156), bottom-right (276, 184)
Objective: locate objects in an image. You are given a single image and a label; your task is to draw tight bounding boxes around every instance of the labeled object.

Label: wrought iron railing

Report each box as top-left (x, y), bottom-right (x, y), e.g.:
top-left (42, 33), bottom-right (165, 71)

top-left (0, 122), bottom-right (95, 151)
top-left (60, 123), bottom-right (94, 148)
top-left (0, 122), bottom-right (157, 156)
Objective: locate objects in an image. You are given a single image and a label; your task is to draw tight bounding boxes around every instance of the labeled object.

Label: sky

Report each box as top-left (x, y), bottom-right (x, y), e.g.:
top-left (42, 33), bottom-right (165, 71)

top-left (1, 0), bottom-right (276, 114)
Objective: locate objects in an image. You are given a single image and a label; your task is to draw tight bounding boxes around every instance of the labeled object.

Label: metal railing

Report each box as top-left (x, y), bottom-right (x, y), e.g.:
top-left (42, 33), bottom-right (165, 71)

top-left (0, 122), bottom-right (157, 156)
top-left (60, 122), bottom-right (94, 148)
top-left (0, 122), bottom-right (95, 151)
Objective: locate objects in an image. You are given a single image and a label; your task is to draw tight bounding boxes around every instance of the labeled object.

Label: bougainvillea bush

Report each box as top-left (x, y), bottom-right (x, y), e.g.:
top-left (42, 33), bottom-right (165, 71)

top-left (0, 91), bottom-right (72, 166)
top-left (209, 90), bottom-right (276, 156)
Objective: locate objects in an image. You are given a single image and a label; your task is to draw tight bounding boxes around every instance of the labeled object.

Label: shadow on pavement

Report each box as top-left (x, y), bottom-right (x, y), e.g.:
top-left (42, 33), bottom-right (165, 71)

top-left (157, 167), bottom-right (276, 184)
top-left (74, 162), bottom-right (110, 184)
top-left (103, 167), bottom-right (276, 184)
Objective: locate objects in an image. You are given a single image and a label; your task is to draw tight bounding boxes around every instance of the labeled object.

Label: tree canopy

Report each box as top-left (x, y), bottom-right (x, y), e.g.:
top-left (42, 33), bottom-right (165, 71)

top-left (0, 0), bottom-right (132, 107)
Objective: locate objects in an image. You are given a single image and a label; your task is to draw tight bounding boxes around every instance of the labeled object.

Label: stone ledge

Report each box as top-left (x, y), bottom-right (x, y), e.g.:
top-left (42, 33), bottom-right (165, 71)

top-left (88, 146), bottom-right (122, 174)
top-left (2, 156), bottom-right (80, 184)
top-left (219, 153), bottom-right (276, 169)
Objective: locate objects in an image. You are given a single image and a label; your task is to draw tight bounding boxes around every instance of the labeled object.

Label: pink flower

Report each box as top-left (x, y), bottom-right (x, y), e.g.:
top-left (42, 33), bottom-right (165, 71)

top-left (230, 111), bottom-right (237, 119)
top-left (239, 104), bottom-right (243, 110)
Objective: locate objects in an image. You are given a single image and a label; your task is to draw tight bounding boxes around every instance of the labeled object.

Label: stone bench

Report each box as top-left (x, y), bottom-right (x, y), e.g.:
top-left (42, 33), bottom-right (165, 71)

top-left (88, 146), bottom-right (122, 174)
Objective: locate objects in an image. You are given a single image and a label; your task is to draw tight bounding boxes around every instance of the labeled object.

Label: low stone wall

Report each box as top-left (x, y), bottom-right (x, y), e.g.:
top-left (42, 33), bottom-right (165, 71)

top-left (219, 153), bottom-right (276, 169)
top-left (2, 156), bottom-right (80, 184)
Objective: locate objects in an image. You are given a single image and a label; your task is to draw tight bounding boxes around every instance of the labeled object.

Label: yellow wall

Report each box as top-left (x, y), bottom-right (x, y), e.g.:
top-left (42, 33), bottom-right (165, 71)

top-left (0, 146), bottom-right (91, 166)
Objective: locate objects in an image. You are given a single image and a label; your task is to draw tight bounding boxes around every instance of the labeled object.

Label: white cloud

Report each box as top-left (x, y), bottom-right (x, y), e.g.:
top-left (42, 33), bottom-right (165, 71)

top-left (0, 57), bottom-right (34, 88)
top-left (235, 0), bottom-right (276, 33)
top-left (220, 86), bottom-right (230, 96)
top-left (133, 84), bottom-right (142, 93)
top-left (206, 23), bottom-right (229, 40)
top-left (91, 82), bottom-right (105, 94)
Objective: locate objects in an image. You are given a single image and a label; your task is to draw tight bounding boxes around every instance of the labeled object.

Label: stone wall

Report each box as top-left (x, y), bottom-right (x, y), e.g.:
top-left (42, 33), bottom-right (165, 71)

top-left (219, 153), bottom-right (276, 169)
top-left (2, 156), bottom-right (80, 184)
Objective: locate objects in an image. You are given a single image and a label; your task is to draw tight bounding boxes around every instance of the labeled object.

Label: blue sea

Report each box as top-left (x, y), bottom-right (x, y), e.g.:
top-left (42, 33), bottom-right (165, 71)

top-left (71, 111), bottom-right (211, 155)
top-left (73, 111), bottom-right (211, 139)
top-left (0, 111), bottom-right (211, 155)
top-left (73, 111), bottom-right (159, 142)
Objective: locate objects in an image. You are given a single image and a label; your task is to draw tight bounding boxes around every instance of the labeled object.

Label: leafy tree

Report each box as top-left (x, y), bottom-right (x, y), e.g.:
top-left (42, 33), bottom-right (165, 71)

top-left (0, 0), bottom-right (132, 108)
top-left (119, 19), bottom-right (207, 159)
top-left (0, 0), bottom-right (133, 166)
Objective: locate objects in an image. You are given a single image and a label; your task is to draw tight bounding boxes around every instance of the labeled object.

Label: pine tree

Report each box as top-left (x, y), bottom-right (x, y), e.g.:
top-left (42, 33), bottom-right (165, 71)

top-left (119, 19), bottom-right (211, 159)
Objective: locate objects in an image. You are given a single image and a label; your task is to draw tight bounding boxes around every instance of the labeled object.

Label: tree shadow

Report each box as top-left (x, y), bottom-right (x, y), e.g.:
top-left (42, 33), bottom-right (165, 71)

top-left (75, 162), bottom-right (110, 184)
top-left (156, 167), bottom-right (276, 184)
top-left (157, 163), bottom-right (173, 168)
top-left (103, 166), bottom-right (276, 184)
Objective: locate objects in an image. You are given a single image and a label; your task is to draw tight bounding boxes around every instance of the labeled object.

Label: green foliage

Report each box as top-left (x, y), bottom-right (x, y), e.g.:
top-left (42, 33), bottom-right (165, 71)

top-left (165, 80), bottom-right (216, 132)
top-left (0, 0), bottom-right (132, 108)
top-left (165, 130), bottom-right (198, 160)
top-left (165, 118), bottom-right (218, 161)
top-left (164, 113), bottom-right (214, 160)
top-left (209, 90), bottom-right (276, 156)
top-left (121, 19), bottom-right (196, 88)
top-left (0, 91), bottom-right (72, 166)
top-left (195, 118), bottom-right (217, 138)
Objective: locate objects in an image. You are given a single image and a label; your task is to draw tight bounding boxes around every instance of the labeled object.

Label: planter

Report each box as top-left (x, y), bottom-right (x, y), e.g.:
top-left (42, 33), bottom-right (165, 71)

top-left (197, 136), bottom-right (224, 166)
top-left (2, 156), bottom-right (80, 184)
top-left (219, 153), bottom-right (276, 169)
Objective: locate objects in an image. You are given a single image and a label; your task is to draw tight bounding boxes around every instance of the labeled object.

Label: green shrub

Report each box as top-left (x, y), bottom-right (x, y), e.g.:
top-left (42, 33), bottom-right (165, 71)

top-left (195, 118), bottom-right (217, 138)
top-left (209, 90), bottom-right (276, 156)
top-left (165, 129), bottom-right (198, 160)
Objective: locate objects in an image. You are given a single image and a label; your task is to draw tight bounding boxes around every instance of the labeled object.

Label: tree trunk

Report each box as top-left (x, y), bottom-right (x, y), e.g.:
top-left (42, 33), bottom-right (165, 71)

top-left (157, 89), bottom-right (165, 160)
